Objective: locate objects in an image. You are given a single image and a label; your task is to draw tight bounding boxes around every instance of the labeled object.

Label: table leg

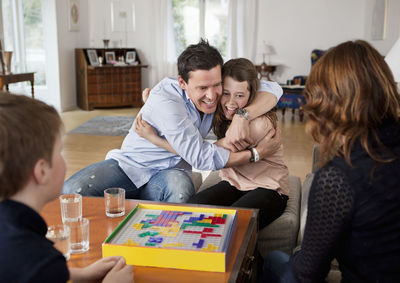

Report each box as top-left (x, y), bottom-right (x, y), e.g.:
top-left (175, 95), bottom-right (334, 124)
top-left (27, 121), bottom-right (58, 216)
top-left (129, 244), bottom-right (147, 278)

top-left (30, 79), bottom-right (34, 99)
top-left (299, 108), bottom-right (304, 122)
top-left (281, 108), bottom-right (286, 117)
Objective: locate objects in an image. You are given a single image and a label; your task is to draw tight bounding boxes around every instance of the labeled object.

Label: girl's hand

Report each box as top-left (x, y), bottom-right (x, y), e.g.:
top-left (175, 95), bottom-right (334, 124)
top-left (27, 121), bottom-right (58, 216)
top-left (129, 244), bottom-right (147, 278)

top-left (142, 88), bottom-right (151, 103)
top-left (134, 114), bottom-right (158, 140)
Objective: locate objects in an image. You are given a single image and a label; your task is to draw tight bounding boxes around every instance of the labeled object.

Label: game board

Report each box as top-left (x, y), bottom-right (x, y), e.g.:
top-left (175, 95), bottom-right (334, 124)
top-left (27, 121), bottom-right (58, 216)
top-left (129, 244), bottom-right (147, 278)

top-left (103, 203), bottom-right (237, 272)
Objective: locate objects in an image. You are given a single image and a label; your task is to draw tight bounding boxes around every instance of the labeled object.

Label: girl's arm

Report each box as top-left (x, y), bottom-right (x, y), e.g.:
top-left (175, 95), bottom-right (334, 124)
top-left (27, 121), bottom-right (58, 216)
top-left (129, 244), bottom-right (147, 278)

top-left (134, 114), bottom-right (178, 155)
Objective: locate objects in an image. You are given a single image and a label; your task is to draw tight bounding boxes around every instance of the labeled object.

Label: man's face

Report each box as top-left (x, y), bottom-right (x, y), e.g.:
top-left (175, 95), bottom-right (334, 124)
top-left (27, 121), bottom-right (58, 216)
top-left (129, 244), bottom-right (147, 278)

top-left (178, 65), bottom-right (223, 114)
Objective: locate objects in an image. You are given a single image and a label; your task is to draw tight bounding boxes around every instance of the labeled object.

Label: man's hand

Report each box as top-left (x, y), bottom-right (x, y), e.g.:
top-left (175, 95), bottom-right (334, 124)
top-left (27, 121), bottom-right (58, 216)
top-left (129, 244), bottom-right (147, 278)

top-left (224, 114), bottom-right (254, 152)
top-left (142, 88), bottom-right (151, 103)
top-left (255, 126), bottom-right (282, 158)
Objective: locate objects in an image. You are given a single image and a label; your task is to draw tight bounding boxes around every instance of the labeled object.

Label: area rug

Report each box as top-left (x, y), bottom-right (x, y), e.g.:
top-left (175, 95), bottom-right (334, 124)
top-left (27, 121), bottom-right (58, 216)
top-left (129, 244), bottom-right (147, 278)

top-left (68, 116), bottom-right (135, 136)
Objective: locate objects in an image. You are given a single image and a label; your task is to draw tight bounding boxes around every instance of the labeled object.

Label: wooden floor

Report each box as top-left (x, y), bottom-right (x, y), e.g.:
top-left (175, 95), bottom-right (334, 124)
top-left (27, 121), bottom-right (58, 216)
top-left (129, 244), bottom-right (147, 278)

top-left (61, 108), bottom-right (314, 182)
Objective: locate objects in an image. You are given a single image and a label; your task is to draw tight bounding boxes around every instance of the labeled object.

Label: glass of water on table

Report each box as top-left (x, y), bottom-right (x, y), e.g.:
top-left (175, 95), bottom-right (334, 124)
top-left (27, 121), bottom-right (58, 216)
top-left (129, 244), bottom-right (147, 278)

top-left (59, 193), bottom-right (90, 254)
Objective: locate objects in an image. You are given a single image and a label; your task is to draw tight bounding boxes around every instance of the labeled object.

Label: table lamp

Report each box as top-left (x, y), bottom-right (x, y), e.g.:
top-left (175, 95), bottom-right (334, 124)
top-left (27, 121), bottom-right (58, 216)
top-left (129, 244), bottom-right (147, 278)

top-left (385, 37), bottom-right (400, 85)
top-left (262, 43), bottom-right (275, 65)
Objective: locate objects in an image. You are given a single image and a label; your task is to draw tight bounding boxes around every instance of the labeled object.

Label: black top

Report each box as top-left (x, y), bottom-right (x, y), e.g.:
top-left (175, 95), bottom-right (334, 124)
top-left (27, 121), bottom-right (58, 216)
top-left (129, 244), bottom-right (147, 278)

top-left (0, 199), bottom-right (69, 283)
top-left (291, 120), bottom-right (400, 282)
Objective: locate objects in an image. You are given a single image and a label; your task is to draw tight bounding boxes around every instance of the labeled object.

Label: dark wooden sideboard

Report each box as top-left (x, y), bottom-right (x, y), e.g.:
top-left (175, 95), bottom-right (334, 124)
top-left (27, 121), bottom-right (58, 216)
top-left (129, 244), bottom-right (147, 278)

top-left (75, 48), bottom-right (147, 110)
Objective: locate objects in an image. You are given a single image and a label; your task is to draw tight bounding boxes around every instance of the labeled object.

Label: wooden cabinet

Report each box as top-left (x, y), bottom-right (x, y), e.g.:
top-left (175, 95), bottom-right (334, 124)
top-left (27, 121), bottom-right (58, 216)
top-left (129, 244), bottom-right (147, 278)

top-left (75, 48), bottom-right (147, 110)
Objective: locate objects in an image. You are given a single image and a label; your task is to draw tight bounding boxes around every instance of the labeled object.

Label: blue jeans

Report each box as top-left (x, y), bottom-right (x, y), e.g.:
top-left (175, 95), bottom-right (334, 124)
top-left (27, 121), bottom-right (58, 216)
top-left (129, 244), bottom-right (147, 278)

top-left (262, 250), bottom-right (298, 283)
top-left (63, 159), bottom-right (195, 203)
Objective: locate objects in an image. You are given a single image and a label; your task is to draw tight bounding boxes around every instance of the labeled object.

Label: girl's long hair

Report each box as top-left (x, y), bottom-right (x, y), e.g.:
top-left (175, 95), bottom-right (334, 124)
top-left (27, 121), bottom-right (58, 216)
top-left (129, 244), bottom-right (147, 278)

top-left (213, 58), bottom-right (277, 139)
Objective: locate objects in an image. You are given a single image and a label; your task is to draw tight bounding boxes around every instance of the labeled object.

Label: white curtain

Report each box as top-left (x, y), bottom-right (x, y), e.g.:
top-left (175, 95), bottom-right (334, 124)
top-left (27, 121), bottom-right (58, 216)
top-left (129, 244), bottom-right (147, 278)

top-left (226, 0), bottom-right (259, 61)
top-left (147, 0), bottom-right (177, 87)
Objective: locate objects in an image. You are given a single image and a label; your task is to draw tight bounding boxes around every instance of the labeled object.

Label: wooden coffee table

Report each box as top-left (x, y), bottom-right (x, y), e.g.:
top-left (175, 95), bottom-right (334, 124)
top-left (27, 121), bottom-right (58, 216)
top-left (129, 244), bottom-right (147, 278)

top-left (41, 197), bottom-right (258, 283)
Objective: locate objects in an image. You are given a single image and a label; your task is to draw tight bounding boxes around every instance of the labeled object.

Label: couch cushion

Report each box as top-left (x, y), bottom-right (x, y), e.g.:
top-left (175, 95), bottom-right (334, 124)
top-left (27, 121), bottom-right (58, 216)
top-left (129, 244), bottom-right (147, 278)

top-left (297, 172), bottom-right (314, 244)
top-left (257, 175), bottom-right (301, 257)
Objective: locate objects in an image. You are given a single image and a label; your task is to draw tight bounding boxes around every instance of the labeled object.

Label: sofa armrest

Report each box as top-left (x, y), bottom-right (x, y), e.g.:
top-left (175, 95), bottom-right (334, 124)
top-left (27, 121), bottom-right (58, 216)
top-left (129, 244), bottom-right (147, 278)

top-left (257, 175), bottom-right (302, 257)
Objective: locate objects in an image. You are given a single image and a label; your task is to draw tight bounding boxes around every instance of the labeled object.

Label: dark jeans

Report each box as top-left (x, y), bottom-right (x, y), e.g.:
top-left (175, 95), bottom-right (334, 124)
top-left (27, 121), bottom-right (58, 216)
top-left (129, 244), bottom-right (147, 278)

top-left (262, 250), bottom-right (298, 283)
top-left (188, 181), bottom-right (288, 229)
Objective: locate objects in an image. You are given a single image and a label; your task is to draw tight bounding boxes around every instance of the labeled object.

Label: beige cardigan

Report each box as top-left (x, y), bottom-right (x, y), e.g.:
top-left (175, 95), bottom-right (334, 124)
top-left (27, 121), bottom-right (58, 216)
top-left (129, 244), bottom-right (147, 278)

top-left (219, 116), bottom-right (289, 196)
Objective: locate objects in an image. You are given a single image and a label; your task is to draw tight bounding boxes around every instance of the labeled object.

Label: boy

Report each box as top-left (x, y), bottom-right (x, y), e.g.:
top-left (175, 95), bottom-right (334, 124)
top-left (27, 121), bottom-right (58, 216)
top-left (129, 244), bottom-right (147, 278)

top-left (0, 93), bottom-right (133, 283)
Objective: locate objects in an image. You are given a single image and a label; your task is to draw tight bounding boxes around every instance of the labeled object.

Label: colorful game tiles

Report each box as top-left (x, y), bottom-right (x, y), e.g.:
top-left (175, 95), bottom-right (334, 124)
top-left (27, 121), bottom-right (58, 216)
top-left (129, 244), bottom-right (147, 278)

top-left (102, 203), bottom-right (237, 272)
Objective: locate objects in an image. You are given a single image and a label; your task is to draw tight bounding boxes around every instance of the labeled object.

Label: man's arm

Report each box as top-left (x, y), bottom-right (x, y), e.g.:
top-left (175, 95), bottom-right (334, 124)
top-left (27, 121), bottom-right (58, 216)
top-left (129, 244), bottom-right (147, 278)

top-left (137, 111), bottom-right (282, 169)
top-left (223, 126), bottom-right (282, 167)
top-left (225, 81), bottom-right (282, 152)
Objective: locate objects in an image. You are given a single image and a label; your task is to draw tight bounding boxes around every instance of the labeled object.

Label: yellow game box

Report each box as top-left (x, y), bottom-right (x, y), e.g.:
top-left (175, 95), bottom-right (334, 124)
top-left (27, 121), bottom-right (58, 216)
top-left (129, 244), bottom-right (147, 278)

top-left (102, 203), bottom-right (237, 272)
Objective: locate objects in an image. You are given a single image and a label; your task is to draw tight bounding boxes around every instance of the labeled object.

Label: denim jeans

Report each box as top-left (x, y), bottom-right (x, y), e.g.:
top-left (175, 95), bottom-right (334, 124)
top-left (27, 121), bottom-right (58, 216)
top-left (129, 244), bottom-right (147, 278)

top-left (63, 159), bottom-right (195, 203)
top-left (262, 250), bottom-right (298, 283)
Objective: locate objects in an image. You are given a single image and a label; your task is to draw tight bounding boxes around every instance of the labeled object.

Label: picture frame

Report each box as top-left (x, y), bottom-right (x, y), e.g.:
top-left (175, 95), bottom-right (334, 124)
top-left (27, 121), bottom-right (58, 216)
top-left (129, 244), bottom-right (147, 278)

top-left (125, 51), bottom-right (136, 64)
top-left (105, 51), bottom-right (116, 64)
top-left (68, 0), bottom-right (80, 32)
top-left (86, 49), bottom-right (99, 66)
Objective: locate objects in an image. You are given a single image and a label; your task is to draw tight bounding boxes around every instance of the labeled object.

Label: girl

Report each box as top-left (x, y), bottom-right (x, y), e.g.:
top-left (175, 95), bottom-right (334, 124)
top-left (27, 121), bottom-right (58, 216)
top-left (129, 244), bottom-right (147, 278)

top-left (136, 58), bottom-right (289, 229)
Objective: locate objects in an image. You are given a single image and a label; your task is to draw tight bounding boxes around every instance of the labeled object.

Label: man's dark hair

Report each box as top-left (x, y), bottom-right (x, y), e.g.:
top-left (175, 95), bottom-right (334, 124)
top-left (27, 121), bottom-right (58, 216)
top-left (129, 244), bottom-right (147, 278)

top-left (177, 38), bottom-right (223, 83)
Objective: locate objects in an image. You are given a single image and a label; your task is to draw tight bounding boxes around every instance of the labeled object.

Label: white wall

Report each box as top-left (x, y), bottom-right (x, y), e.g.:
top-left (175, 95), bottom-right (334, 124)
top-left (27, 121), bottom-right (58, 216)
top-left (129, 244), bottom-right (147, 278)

top-left (56, 0), bottom-right (89, 111)
top-left (87, 0), bottom-right (155, 94)
top-left (34, 0), bottom-right (89, 111)
top-left (256, 0), bottom-right (400, 83)
top-left (54, 0), bottom-right (400, 110)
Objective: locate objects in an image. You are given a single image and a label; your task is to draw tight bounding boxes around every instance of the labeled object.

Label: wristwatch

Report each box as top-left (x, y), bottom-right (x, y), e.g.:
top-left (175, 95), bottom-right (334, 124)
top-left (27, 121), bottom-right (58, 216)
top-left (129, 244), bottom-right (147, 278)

top-left (248, 147), bottom-right (260, 162)
top-left (235, 108), bottom-right (250, 120)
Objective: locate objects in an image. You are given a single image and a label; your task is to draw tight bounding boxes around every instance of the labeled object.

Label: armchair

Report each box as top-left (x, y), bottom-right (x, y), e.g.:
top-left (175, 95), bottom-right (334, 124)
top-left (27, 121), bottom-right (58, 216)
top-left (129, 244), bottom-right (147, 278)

top-left (278, 49), bottom-right (326, 120)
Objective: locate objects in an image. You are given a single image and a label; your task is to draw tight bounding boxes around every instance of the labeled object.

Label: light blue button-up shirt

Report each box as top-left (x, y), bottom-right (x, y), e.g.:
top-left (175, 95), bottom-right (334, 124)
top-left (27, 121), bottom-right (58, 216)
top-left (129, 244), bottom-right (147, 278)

top-left (106, 77), bottom-right (282, 187)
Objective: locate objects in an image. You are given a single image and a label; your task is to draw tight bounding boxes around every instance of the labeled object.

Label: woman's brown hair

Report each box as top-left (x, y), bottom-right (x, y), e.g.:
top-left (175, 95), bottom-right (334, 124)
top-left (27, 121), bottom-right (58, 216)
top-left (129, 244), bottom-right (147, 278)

top-left (212, 58), bottom-right (277, 139)
top-left (304, 40), bottom-right (400, 165)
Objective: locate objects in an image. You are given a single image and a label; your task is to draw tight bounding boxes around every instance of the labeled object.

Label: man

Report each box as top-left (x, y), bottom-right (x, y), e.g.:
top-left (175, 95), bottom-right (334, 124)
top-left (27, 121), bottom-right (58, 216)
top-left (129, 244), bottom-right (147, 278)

top-left (63, 39), bottom-right (282, 203)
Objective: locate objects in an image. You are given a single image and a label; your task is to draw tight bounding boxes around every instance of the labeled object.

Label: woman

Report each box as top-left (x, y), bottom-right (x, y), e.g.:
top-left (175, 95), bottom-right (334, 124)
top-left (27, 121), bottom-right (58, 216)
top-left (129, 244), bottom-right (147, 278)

top-left (263, 40), bottom-right (400, 282)
top-left (136, 58), bottom-right (289, 230)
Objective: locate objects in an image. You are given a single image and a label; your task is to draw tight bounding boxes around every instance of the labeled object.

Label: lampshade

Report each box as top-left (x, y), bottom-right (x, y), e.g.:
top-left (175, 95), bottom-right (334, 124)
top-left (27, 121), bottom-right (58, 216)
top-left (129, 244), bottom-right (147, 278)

top-left (263, 44), bottom-right (275, 56)
top-left (385, 37), bottom-right (400, 83)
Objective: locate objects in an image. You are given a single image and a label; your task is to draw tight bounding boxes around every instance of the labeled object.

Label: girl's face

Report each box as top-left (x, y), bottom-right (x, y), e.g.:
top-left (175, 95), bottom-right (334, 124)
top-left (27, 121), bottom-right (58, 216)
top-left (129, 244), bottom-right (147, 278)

top-left (221, 76), bottom-right (250, 120)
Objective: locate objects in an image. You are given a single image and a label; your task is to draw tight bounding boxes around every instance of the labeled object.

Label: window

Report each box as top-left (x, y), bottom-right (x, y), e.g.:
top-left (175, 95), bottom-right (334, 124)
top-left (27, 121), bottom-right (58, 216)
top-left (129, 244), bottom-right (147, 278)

top-left (172, 0), bottom-right (228, 57)
top-left (1, 0), bottom-right (46, 86)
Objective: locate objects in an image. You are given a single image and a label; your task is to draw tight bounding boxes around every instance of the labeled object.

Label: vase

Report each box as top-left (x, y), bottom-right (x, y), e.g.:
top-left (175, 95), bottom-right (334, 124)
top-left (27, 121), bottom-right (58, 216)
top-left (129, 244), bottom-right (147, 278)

top-left (103, 39), bottom-right (110, 49)
top-left (3, 51), bottom-right (12, 74)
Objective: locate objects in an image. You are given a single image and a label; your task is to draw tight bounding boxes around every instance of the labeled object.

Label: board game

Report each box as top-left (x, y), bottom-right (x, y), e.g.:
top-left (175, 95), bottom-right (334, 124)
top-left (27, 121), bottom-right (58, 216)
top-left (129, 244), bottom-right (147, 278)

top-left (102, 203), bottom-right (237, 272)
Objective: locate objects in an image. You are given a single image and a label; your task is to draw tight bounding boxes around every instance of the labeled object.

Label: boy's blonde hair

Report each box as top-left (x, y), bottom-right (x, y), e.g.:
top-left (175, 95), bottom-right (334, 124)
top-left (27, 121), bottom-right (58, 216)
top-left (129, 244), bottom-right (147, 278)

top-left (0, 93), bottom-right (62, 199)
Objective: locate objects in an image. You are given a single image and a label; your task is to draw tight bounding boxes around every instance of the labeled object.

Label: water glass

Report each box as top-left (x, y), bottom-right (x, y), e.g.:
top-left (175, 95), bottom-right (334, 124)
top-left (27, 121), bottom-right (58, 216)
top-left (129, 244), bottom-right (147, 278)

top-left (67, 218), bottom-right (90, 254)
top-left (104, 188), bottom-right (125, 217)
top-left (60, 194), bottom-right (82, 223)
top-left (46, 224), bottom-right (70, 260)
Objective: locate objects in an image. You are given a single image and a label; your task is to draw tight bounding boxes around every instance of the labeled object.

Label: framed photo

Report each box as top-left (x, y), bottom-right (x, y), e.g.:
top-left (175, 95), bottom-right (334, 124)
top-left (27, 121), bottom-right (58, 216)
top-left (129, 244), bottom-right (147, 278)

top-left (86, 49), bottom-right (99, 66)
top-left (105, 51), bottom-right (116, 64)
top-left (125, 51), bottom-right (136, 64)
top-left (68, 0), bottom-right (80, 31)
